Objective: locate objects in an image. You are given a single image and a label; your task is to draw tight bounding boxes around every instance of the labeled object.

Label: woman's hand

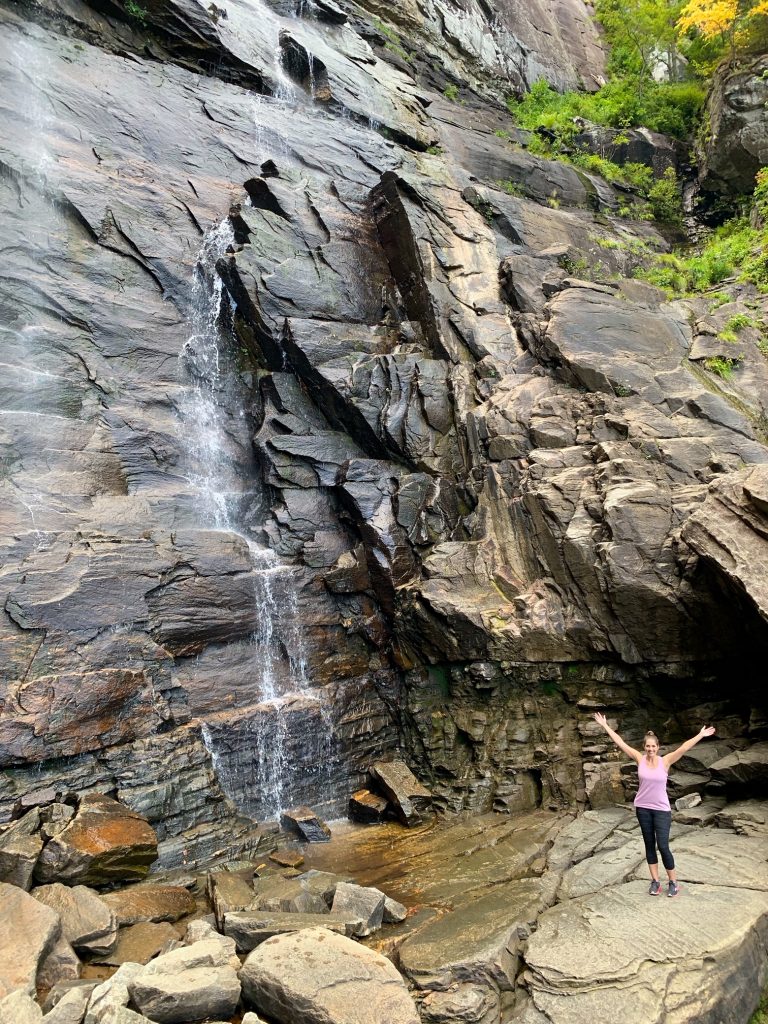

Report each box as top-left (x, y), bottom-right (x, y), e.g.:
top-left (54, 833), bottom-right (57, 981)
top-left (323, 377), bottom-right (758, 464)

top-left (593, 712), bottom-right (608, 729)
top-left (698, 725), bottom-right (716, 738)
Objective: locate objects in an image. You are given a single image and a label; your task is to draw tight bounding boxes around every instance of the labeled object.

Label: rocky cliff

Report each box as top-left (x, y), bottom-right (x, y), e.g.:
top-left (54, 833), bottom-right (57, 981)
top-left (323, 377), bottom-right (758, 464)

top-left (1, 0), bottom-right (767, 868)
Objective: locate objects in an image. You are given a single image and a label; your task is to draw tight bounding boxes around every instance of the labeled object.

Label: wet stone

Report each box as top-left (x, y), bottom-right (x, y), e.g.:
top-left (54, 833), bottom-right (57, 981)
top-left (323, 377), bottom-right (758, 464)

top-left (280, 806), bottom-right (332, 843)
top-left (331, 881), bottom-right (385, 937)
top-left (369, 761), bottom-right (432, 827)
top-left (268, 849), bottom-right (305, 868)
top-left (348, 789), bottom-right (389, 823)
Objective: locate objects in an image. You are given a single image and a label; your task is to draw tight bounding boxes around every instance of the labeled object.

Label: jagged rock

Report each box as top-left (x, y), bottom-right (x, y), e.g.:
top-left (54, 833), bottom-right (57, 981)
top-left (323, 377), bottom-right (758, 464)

top-left (348, 789), bottom-right (389, 823)
top-left (0, 882), bottom-right (61, 998)
top-left (241, 1013), bottom-right (265, 1024)
top-left (675, 792), bottom-right (702, 811)
top-left (95, 1009), bottom-right (154, 1024)
top-left (268, 849), bottom-right (304, 868)
top-left (34, 796), bottom-right (157, 886)
top-left (279, 807), bottom-right (331, 843)
top-left (84, 963), bottom-right (144, 1024)
top-left (42, 985), bottom-right (94, 1024)
top-left (100, 885), bottom-right (196, 926)
top-left (709, 743), bottom-right (768, 788)
top-left (240, 926), bottom-right (420, 1024)
top-left (127, 941), bottom-right (241, 1024)
top-left (224, 910), bottom-right (357, 951)
top-left (295, 870), bottom-right (345, 907)
top-left (714, 799), bottom-right (768, 835)
top-left (43, 981), bottom-right (98, 1014)
top-left (95, 922), bottom-right (181, 967)
top-left (0, 828), bottom-right (43, 891)
top-left (32, 884), bottom-right (117, 956)
top-left (251, 875), bottom-right (328, 915)
top-left (379, 892), bottom-right (408, 924)
top-left (183, 920), bottom-right (238, 968)
top-left (36, 935), bottom-right (81, 989)
top-left (331, 882), bottom-right (385, 937)
top-left (207, 870), bottom-right (254, 929)
top-left (368, 761), bottom-right (432, 826)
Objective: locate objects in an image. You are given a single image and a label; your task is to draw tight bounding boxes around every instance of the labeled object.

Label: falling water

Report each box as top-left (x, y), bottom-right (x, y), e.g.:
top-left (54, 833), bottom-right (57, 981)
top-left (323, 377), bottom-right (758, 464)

top-left (180, 218), bottom-right (335, 821)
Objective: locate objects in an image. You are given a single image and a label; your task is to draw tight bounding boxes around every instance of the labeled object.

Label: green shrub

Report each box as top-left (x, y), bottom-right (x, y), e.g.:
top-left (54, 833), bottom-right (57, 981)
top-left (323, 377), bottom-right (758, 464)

top-left (125, 0), bottom-right (147, 21)
top-left (444, 84), bottom-right (459, 102)
top-left (506, 78), bottom-right (704, 143)
top-left (723, 313), bottom-right (754, 332)
top-left (703, 356), bottom-right (738, 380)
top-left (755, 168), bottom-right (768, 220)
top-left (648, 167), bottom-right (684, 225)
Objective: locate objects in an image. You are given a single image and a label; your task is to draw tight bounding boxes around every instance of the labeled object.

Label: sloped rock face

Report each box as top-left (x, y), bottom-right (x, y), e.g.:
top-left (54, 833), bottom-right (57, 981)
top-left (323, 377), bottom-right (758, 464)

top-left (0, 0), bottom-right (767, 882)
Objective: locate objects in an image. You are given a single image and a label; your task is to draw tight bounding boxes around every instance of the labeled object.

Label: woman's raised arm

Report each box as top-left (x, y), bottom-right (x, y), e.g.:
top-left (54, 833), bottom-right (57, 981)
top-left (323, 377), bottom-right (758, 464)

top-left (663, 725), bottom-right (716, 769)
top-left (593, 712), bottom-right (642, 763)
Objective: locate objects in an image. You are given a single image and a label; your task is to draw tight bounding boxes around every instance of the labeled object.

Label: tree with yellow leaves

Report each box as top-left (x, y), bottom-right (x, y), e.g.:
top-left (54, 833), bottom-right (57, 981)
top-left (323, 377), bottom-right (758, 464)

top-left (677, 0), bottom-right (768, 60)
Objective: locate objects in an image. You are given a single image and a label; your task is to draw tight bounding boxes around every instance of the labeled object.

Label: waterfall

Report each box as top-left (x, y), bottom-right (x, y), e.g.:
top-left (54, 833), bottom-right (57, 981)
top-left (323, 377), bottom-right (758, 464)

top-left (179, 218), bottom-right (335, 823)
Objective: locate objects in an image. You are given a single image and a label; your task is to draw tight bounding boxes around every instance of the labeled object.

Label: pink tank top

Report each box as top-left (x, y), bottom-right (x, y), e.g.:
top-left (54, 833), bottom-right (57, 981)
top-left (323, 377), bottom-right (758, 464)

top-left (634, 756), bottom-right (670, 811)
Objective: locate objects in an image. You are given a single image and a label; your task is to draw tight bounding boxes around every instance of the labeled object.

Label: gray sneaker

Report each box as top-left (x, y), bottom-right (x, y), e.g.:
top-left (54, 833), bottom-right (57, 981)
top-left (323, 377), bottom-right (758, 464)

top-left (667, 881), bottom-right (680, 898)
top-left (649, 879), bottom-right (661, 896)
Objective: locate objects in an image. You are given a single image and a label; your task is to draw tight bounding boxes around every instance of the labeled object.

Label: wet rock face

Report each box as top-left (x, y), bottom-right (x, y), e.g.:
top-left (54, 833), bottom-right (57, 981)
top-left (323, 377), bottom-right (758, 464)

top-left (0, 0), bottom-right (767, 856)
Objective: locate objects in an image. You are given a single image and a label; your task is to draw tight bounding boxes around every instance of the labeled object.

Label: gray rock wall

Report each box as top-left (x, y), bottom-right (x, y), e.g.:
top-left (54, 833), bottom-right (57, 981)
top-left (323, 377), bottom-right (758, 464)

top-left (1, 0), bottom-right (767, 849)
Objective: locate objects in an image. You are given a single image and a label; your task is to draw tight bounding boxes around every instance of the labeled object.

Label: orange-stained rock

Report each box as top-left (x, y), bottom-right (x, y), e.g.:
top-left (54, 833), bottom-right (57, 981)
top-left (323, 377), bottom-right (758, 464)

top-left (34, 794), bottom-right (157, 886)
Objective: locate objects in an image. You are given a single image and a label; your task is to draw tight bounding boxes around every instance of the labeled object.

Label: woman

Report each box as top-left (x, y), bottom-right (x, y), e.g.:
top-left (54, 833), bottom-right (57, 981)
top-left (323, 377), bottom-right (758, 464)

top-left (593, 713), bottom-right (716, 897)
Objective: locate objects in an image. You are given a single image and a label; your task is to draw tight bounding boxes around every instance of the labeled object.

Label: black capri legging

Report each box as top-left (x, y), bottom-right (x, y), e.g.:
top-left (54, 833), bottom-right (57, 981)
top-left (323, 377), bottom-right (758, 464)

top-left (636, 807), bottom-right (675, 870)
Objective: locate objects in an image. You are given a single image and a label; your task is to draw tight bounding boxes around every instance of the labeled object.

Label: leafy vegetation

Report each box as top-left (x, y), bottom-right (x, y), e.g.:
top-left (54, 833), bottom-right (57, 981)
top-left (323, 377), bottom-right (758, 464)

top-left (124, 0), bottom-right (148, 22)
top-left (750, 984), bottom-right (768, 1024)
top-left (703, 355), bottom-right (739, 379)
top-left (507, 77), bottom-right (704, 143)
top-left (443, 84), bottom-right (459, 102)
top-left (678, 0), bottom-right (768, 63)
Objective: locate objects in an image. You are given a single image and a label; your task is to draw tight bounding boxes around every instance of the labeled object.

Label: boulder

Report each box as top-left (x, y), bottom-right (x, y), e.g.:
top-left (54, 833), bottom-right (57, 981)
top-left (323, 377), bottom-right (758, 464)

top-left (709, 744), bottom-right (768, 788)
top-left (43, 981), bottom-right (98, 1014)
top-left (100, 885), bottom-right (196, 926)
top-left (0, 810), bottom-right (44, 890)
top-left (128, 941), bottom-right (241, 1024)
top-left (95, 922), bottom-right (181, 967)
top-left (279, 807), bottom-right (331, 843)
top-left (32, 884), bottom-right (117, 956)
top-left (240, 926), bottom-right (420, 1024)
top-left (348, 790), bottom-right (389, 823)
top-left (208, 870), bottom-right (254, 929)
top-left (0, 990), bottom-right (43, 1024)
top-left (331, 883), bottom-right (385, 937)
top-left (251, 875), bottom-right (328, 915)
top-left (368, 761), bottom-right (432, 827)
top-left (224, 910), bottom-right (357, 951)
top-left (42, 985), bottom-right (94, 1024)
top-left (296, 870), bottom-right (346, 907)
top-left (34, 795), bottom-right (157, 886)
top-left (84, 962), bottom-right (144, 1024)
top-left (183, 920), bottom-right (238, 968)
top-left (0, 882), bottom-right (61, 998)
top-left (36, 935), bottom-right (81, 989)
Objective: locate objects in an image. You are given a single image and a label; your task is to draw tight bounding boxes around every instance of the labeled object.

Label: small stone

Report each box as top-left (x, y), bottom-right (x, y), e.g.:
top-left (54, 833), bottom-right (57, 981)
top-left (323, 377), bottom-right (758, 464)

top-left (675, 792), bottom-right (702, 811)
top-left (207, 871), bottom-right (254, 929)
top-left (42, 981), bottom-right (98, 1014)
top-left (268, 849), bottom-right (305, 868)
top-left (251, 875), bottom-right (328, 915)
top-left (280, 806), bottom-right (331, 843)
top-left (84, 962), bottom-right (144, 1024)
